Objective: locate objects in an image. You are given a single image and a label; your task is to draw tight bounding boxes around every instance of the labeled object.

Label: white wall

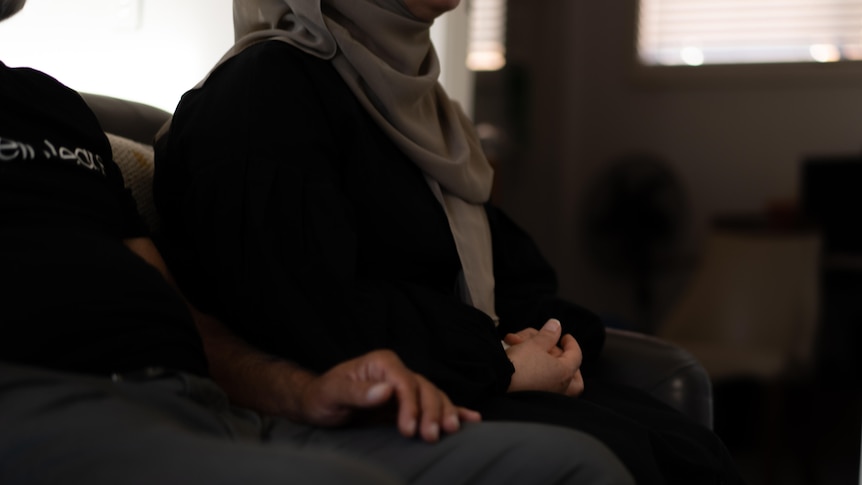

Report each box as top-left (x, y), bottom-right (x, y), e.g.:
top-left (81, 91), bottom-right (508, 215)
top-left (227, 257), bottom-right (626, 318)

top-left (0, 0), bottom-right (234, 112)
top-left (0, 0), bottom-right (472, 114)
top-left (431, 2), bottom-right (474, 118)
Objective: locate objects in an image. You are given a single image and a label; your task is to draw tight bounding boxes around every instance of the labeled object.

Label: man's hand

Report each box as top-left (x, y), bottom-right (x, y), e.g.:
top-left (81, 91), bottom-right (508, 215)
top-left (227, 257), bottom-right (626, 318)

top-left (123, 236), bottom-right (480, 442)
top-left (504, 319), bottom-right (585, 397)
top-left (299, 350), bottom-right (481, 442)
top-left (189, 311), bottom-right (480, 444)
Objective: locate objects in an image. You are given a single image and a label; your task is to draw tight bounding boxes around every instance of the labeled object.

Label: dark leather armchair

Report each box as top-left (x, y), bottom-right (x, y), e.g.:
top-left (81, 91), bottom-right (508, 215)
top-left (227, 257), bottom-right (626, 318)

top-left (82, 92), bottom-right (714, 431)
top-left (593, 328), bottom-right (713, 428)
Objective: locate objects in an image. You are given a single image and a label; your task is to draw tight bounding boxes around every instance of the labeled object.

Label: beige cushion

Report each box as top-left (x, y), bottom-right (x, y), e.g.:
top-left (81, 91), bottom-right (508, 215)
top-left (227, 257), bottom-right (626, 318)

top-left (106, 132), bottom-right (159, 233)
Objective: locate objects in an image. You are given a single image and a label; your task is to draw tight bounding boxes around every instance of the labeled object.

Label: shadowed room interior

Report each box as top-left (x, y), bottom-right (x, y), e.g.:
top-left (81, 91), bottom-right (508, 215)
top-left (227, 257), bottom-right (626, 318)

top-left (472, 1), bottom-right (862, 483)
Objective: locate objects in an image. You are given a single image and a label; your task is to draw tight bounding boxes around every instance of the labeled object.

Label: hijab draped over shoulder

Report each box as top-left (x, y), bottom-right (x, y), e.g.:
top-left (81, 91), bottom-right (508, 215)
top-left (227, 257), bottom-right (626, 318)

top-left (222, 0), bottom-right (499, 322)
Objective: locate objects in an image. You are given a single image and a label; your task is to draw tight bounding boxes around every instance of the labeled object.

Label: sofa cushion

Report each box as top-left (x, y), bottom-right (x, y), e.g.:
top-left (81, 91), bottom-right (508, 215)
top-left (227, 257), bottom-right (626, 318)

top-left (107, 132), bottom-right (159, 233)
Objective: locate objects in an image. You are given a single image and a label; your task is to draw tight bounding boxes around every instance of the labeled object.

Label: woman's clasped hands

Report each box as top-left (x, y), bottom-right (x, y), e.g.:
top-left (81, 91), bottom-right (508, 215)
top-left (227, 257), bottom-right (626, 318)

top-left (504, 319), bottom-right (585, 397)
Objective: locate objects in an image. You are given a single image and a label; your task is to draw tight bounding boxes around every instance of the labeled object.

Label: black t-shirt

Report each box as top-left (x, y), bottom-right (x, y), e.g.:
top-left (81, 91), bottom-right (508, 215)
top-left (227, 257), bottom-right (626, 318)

top-left (0, 61), bottom-right (207, 377)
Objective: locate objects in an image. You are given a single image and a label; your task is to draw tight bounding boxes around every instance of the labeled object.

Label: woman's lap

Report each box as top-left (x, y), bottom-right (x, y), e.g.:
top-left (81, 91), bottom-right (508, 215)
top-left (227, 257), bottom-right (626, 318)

top-left (478, 383), bottom-right (744, 485)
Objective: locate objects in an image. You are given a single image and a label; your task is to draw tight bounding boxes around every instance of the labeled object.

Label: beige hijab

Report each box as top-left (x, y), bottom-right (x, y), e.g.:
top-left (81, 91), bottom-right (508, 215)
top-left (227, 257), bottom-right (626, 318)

top-left (222, 0), bottom-right (497, 321)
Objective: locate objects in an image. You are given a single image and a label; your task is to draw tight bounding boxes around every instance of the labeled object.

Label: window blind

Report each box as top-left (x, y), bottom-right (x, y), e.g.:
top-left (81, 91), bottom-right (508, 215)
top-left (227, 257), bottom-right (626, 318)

top-left (466, 0), bottom-right (507, 71)
top-left (638, 0), bottom-right (862, 66)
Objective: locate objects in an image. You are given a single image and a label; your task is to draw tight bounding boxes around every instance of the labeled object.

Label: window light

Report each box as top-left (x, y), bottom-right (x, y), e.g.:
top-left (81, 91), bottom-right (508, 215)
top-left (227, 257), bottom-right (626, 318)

top-left (638, 0), bottom-right (862, 66)
top-left (466, 0), bottom-right (507, 71)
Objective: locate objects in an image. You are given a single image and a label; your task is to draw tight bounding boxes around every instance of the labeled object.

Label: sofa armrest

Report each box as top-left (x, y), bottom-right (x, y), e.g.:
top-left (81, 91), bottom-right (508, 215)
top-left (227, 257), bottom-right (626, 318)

top-left (81, 92), bottom-right (171, 145)
top-left (592, 328), bottom-right (714, 430)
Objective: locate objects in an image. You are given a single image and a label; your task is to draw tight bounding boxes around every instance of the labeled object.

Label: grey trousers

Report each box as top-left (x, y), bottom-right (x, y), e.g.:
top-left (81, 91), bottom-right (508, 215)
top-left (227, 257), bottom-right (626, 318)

top-left (0, 364), bottom-right (634, 485)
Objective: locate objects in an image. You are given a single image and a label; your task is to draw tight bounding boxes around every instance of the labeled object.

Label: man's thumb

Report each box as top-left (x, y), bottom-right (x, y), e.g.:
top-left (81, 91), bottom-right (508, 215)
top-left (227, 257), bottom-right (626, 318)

top-left (364, 382), bottom-right (393, 405)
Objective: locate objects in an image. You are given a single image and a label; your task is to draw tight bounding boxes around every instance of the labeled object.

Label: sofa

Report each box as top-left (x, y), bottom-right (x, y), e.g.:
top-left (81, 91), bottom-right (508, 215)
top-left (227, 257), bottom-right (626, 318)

top-left (80, 92), bottom-right (714, 430)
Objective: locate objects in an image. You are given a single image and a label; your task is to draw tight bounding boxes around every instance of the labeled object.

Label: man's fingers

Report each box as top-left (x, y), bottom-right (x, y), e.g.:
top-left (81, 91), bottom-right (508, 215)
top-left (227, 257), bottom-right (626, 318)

top-left (416, 376), bottom-right (445, 442)
top-left (457, 407), bottom-right (482, 423)
top-left (391, 374), bottom-right (464, 442)
top-left (437, 390), bottom-right (463, 435)
top-left (339, 350), bottom-right (474, 441)
top-left (391, 379), bottom-right (420, 439)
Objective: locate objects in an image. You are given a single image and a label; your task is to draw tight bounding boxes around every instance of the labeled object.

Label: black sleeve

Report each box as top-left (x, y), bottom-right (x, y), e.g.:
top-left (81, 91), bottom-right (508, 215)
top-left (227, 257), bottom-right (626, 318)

top-left (487, 203), bottom-right (606, 373)
top-left (154, 42), bottom-right (513, 407)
